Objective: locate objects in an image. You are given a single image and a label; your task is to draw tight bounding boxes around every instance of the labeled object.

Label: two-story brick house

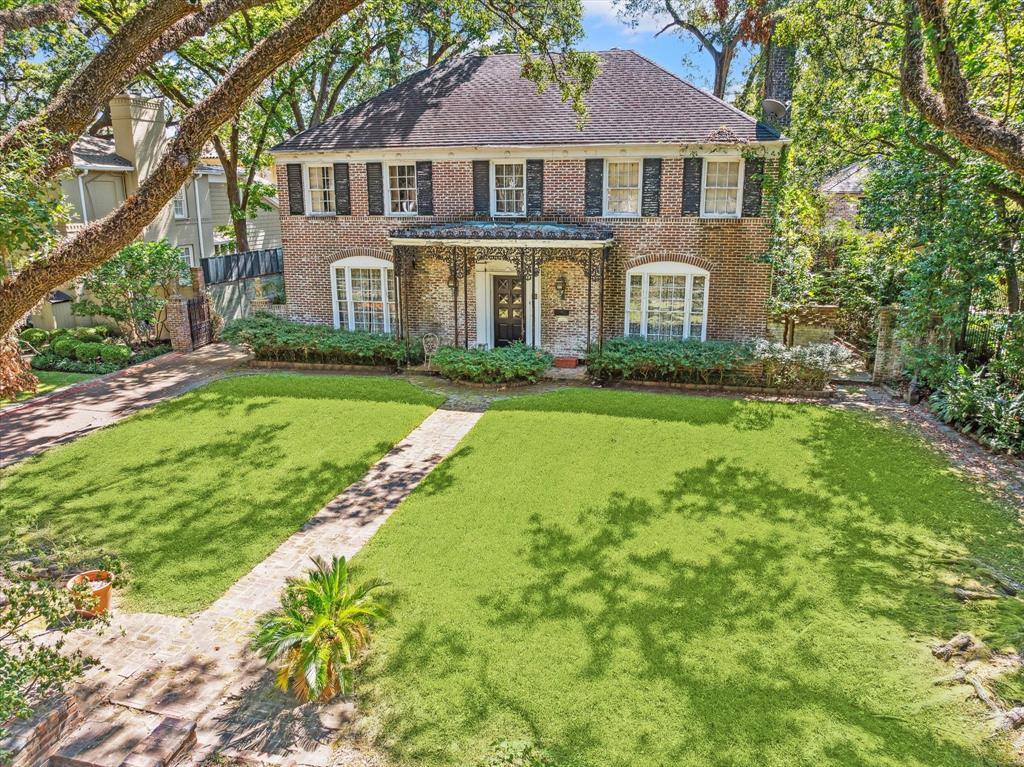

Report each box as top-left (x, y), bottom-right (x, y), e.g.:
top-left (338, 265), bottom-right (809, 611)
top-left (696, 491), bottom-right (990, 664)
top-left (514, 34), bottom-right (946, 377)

top-left (269, 50), bottom-right (787, 360)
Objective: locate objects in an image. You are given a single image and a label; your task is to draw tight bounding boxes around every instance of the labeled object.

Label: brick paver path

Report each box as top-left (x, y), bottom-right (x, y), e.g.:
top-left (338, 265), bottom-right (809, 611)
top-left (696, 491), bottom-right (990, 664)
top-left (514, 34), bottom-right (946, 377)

top-left (55, 406), bottom-right (482, 766)
top-left (0, 343), bottom-right (250, 467)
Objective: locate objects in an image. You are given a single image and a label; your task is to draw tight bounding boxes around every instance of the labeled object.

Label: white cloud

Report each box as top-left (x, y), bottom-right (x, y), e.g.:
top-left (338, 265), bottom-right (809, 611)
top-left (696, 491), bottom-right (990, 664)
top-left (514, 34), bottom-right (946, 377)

top-left (582, 0), bottom-right (671, 36)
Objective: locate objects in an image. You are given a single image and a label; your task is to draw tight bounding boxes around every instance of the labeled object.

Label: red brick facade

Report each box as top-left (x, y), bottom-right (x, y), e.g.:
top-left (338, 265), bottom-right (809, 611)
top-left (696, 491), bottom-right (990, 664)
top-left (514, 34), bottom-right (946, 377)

top-left (275, 156), bottom-right (776, 356)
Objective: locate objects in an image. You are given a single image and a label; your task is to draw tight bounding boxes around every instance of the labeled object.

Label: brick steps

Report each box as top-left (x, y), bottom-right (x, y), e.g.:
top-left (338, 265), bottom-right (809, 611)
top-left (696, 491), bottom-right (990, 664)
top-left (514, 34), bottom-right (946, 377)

top-left (48, 707), bottom-right (195, 767)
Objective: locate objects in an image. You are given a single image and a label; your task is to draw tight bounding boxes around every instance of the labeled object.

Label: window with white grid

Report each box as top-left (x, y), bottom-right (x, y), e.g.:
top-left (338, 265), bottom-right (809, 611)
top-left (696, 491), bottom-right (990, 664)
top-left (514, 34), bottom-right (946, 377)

top-left (491, 161), bottom-right (525, 216)
top-left (387, 164), bottom-right (417, 215)
top-left (701, 159), bottom-right (742, 218)
top-left (624, 264), bottom-right (709, 341)
top-left (332, 258), bottom-right (397, 334)
top-left (604, 160), bottom-right (641, 216)
top-left (307, 165), bottom-right (335, 214)
top-left (172, 187), bottom-right (188, 219)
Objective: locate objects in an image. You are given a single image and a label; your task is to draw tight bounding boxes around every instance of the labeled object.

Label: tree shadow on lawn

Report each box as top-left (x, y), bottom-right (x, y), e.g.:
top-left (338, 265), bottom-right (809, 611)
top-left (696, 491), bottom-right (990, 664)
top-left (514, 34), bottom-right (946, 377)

top-left (366, 440), bottom-right (1020, 766)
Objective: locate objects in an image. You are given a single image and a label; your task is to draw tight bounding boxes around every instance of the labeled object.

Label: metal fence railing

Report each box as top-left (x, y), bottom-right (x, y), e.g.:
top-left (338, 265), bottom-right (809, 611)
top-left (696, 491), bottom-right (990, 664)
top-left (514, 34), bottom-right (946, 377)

top-left (201, 246), bottom-right (283, 285)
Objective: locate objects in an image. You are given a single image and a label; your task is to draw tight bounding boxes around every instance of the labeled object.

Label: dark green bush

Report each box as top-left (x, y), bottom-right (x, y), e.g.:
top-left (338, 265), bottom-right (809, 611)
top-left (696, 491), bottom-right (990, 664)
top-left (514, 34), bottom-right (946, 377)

top-left (50, 337), bottom-right (80, 359)
top-left (99, 344), bottom-right (131, 364)
top-left (70, 325), bottom-right (110, 340)
top-left (433, 343), bottom-right (552, 384)
top-left (19, 328), bottom-right (49, 347)
top-left (587, 337), bottom-right (852, 391)
top-left (31, 343), bottom-right (169, 374)
top-left (74, 342), bottom-right (106, 362)
top-left (929, 366), bottom-right (1022, 455)
top-left (222, 313), bottom-right (413, 367)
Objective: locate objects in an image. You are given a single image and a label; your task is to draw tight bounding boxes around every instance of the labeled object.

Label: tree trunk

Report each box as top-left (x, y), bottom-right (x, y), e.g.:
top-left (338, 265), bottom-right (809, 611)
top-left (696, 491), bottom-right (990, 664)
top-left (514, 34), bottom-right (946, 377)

top-left (212, 133), bottom-right (250, 253)
top-left (712, 43), bottom-right (735, 99)
top-left (0, 0), bottom-right (364, 337)
top-left (1008, 263), bottom-right (1021, 314)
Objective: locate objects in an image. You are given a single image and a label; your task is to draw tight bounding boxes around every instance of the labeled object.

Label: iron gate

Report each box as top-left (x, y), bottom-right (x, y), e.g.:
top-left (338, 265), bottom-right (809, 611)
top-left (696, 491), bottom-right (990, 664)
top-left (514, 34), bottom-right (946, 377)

top-left (186, 295), bottom-right (213, 348)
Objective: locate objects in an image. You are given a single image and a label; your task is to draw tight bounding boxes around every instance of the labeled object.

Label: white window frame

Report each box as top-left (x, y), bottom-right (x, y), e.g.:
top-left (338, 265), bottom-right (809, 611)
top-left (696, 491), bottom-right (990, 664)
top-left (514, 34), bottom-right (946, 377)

top-left (699, 157), bottom-right (744, 219)
top-left (603, 159), bottom-right (643, 218)
top-left (179, 244), bottom-right (195, 267)
top-left (329, 255), bottom-right (397, 334)
top-left (384, 162), bottom-right (418, 216)
top-left (172, 187), bottom-right (188, 219)
top-left (624, 261), bottom-right (709, 341)
top-left (304, 164), bottom-right (336, 216)
top-left (490, 160), bottom-right (527, 217)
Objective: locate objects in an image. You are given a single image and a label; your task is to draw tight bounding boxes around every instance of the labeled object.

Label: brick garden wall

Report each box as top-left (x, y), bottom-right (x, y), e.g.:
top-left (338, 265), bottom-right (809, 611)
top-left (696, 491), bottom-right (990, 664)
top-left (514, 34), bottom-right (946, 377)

top-left (275, 157), bottom-right (775, 354)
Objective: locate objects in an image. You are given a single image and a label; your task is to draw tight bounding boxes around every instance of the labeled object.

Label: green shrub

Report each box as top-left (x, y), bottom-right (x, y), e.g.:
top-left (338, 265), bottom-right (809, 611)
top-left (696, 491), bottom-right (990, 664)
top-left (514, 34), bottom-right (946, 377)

top-left (222, 313), bottom-right (412, 367)
top-left (19, 328), bottom-right (49, 347)
top-left (433, 343), bottom-right (552, 384)
top-left (587, 337), bottom-right (752, 385)
top-left (99, 344), bottom-right (131, 364)
top-left (929, 366), bottom-right (1022, 455)
top-left (31, 351), bottom-right (119, 374)
top-left (129, 344), bottom-right (170, 364)
top-left (50, 337), bottom-right (80, 359)
top-left (74, 342), bottom-right (106, 362)
top-left (70, 325), bottom-right (109, 340)
top-left (751, 339), bottom-right (854, 390)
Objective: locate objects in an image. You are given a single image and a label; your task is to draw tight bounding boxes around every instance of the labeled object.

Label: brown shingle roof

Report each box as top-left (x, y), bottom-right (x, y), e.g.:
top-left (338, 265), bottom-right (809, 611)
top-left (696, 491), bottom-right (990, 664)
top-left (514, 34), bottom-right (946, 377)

top-left (273, 50), bottom-right (781, 153)
top-left (71, 136), bottom-right (132, 169)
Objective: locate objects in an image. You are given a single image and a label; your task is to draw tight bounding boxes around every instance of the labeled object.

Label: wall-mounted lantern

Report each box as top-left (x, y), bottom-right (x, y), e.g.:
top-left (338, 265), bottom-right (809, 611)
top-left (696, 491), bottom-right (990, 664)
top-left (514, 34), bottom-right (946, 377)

top-left (555, 273), bottom-right (568, 301)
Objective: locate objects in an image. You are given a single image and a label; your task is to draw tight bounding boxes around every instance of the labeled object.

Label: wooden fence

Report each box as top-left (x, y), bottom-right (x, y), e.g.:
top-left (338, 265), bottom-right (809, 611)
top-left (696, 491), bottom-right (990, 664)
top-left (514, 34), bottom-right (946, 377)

top-left (201, 247), bottom-right (283, 285)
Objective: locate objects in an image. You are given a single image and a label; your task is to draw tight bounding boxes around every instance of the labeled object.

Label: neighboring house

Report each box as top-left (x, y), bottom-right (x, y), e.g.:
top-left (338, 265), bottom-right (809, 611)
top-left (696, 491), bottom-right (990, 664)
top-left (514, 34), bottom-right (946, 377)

top-left (819, 160), bottom-right (870, 223)
top-left (269, 50), bottom-right (787, 358)
top-left (32, 95), bottom-right (282, 329)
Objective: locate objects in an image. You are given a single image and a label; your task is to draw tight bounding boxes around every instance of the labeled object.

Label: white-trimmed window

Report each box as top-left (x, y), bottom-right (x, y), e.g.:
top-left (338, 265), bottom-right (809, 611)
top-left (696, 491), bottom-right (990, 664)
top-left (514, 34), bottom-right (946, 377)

top-left (331, 256), bottom-right (397, 334)
top-left (625, 262), bottom-right (708, 341)
top-left (179, 244), bottom-right (195, 268)
top-left (701, 159), bottom-right (743, 218)
top-left (306, 165), bottom-right (335, 215)
top-left (386, 163), bottom-right (417, 215)
top-left (172, 187), bottom-right (188, 219)
top-left (491, 161), bottom-right (525, 216)
top-left (604, 159), bottom-right (641, 217)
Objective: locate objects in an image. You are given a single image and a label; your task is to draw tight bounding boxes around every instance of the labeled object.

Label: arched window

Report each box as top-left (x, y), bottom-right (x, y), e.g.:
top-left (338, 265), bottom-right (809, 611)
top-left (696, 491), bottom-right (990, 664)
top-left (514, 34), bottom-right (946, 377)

top-left (330, 256), bottom-right (396, 334)
top-left (624, 261), bottom-right (709, 341)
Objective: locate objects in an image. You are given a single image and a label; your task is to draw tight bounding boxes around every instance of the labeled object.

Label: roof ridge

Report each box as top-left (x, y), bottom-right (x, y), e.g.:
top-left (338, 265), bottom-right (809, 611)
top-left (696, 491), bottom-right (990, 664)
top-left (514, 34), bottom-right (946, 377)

top-left (623, 49), bottom-right (782, 141)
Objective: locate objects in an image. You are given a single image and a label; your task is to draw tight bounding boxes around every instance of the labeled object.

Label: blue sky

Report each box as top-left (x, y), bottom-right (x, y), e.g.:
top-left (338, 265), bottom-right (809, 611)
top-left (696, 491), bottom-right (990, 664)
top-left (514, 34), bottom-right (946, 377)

top-left (578, 0), bottom-right (754, 98)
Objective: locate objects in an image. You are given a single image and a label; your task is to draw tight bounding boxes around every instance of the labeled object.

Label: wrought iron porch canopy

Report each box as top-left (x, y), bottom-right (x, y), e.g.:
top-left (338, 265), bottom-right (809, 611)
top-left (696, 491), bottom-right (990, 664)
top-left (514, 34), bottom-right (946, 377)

top-left (388, 220), bottom-right (614, 248)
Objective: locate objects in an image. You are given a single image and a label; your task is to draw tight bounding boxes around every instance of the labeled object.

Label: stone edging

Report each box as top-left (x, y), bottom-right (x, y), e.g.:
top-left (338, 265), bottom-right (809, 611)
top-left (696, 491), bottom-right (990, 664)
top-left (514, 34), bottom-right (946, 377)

top-left (1, 694), bottom-right (82, 767)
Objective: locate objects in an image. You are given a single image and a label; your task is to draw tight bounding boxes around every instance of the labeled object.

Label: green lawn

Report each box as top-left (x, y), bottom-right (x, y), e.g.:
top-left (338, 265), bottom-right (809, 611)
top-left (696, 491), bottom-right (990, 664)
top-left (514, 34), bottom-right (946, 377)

top-left (352, 389), bottom-right (1024, 767)
top-left (0, 370), bottom-right (96, 406)
top-left (0, 374), bottom-right (442, 614)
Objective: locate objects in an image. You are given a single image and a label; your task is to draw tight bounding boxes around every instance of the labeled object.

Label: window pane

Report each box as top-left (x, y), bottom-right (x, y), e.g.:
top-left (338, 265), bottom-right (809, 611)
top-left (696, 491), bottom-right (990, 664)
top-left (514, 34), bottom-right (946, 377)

top-left (348, 268), bottom-right (386, 333)
top-left (703, 160), bottom-right (739, 216)
top-left (493, 163), bottom-right (525, 214)
top-left (387, 270), bottom-right (398, 334)
top-left (335, 267), bottom-right (349, 327)
top-left (388, 164), bottom-right (417, 214)
top-left (308, 166), bottom-right (335, 213)
top-left (628, 273), bottom-right (643, 336)
top-left (690, 275), bottom-right (706, 338)
top-left (645, 274), bottom-right (687, 340)
top-left (606, 161), bottom-right (640, 215)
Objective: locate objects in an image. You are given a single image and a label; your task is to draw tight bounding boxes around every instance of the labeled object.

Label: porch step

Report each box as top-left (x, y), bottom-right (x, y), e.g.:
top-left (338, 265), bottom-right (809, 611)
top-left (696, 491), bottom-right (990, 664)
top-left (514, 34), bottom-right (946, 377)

top-left (48, 708), bottom-right (194, 767)
top-left (119, 717), bottom-right (196, 767)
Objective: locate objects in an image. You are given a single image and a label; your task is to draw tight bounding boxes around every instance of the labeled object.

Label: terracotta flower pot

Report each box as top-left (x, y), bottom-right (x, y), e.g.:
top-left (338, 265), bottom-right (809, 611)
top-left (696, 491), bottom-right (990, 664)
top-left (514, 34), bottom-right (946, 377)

top-left (66, 570), bottom-right (112, 617)
top-left (553, 357), bottom-right (579, 368)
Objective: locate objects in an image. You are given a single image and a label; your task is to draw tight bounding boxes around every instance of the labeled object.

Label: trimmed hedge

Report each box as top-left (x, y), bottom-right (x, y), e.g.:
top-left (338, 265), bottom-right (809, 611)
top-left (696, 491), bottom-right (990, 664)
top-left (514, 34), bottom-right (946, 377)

top-left (19, 328), bottom-right (49, 347)
top-left (587, 337), bottom-right (852, 391)
top-left (433, 343), bottom-right (553, 384)
top-left (222, 313), bottom-right (415, 367)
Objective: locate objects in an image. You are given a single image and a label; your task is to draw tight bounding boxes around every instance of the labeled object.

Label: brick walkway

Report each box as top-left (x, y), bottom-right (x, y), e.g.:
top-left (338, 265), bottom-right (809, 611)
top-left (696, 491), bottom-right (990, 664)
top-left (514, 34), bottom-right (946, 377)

top-left (52, 406), bottom-right (482, 766)
top-left (0, 344), bottom-right (250, 467)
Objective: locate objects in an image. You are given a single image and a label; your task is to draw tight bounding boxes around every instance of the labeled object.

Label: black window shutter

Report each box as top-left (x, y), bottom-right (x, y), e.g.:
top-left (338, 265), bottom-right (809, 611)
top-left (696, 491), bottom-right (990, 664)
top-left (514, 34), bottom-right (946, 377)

top-left (286, 164), bottom-right (304, 215)
top-left (682, 157), bottom-right (703, 216)
top-left (366, 162), bottom-right (384, 215)
top-left (472, 160), bottom-right (490, 215)
top-left (526, 159), bottom-right (544, 217)
top-left (641, 158), bottom-right (661, 216)
top-left (416, 161), bottom-right (433, 215)
top-left (742, 158), bottom-right (764, 217)
top-left (584, 158), bottom-right (604, 216)
top-left (333, 163), bottom-right (350, 215)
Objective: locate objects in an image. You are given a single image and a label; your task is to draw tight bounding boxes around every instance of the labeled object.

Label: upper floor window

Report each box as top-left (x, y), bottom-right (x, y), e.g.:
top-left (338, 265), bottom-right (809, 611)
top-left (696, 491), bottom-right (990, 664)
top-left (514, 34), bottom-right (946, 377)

top-left (604, 160), bottom-right (641, 217)
top-left (701, 159), bottom-right (742, 218)
top-left (307, 165), bottom-right (335, 214)
top-left (625, 262), bottom-right (708, 341)
top-left (492, 161), bottom-right (525, 216)
top-left (387, 163), bottom-right (417, 215)
top-left (172, 187), bottom-right (188, 219)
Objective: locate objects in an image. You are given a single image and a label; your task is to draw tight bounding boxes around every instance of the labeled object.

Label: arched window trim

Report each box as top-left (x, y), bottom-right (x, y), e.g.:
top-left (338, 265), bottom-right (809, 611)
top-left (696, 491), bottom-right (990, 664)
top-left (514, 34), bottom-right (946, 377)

top-left (624, 261), bottom-right (709, 341)
top-left (329, 255), bottom-right (396, 333)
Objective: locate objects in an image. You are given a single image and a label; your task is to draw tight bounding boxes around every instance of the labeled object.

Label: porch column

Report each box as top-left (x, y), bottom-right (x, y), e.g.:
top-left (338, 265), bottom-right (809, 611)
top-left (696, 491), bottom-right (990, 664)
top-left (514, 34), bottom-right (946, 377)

top-left (586, 250), bottom-right (593, 350)
top-left (598, 245), bottom-right (609, 350)
top-left (463, 247), bottom-right (470, 349)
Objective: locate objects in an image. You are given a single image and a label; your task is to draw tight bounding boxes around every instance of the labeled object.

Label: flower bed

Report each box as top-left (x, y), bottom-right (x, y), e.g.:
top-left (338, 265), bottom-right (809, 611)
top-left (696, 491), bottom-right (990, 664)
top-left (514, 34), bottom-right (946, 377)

top-left (433, 343), bottom-right (553, 384)
top-left (24, 326), bottom-right (169, 374)
top-left (928, 366), bottom-right (1022, 455)
top-left (222, 313), bottom-right (417, 367)
top-left (587, 337), bottom-right (851, 391)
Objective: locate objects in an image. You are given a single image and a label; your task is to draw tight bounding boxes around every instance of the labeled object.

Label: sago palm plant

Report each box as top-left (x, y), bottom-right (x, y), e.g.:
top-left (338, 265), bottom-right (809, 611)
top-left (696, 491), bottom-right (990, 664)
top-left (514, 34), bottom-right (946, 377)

top-left (252, 555), bottom-right (388, 703)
